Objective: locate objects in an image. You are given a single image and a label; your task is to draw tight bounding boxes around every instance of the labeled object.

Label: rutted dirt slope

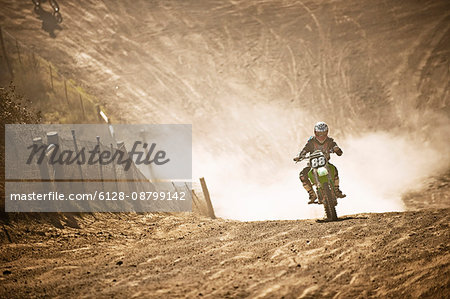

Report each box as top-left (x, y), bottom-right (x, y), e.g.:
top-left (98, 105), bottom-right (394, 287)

top-left (403, 170), bottom-right (450, 210)
top-left (1, 210), bottom-right (449, 298)
top-left (0, 0), bottom-right (448, 129)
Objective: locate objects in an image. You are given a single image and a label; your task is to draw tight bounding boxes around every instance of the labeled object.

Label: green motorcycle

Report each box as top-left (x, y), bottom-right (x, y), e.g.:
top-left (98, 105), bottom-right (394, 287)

top-left (297, 150), bottom-right (338, 221)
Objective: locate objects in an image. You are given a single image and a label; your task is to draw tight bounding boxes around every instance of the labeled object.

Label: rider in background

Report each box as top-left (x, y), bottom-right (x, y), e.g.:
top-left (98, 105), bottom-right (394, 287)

top-left (32, 0), bottom-right (62, 23)
top-left (294, 122), bottom-right (346, 204)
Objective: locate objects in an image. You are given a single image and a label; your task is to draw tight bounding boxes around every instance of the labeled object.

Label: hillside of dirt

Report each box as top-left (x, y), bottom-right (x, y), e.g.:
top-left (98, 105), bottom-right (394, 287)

top-left (1, 0), bottom-right (448, 128)
top-left (403, 169), bottom-right (450, 211)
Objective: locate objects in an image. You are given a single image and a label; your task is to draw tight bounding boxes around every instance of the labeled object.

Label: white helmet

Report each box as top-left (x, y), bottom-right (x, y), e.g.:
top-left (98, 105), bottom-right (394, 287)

top-left (314, 122), bottom-right (328, 142)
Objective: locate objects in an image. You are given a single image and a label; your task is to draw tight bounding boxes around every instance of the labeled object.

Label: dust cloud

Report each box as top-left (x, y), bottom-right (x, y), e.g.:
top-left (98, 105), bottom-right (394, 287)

top-left (337, 132), bottom-right (447, 216)
top-left (192, 101), bottom-right (448, 221)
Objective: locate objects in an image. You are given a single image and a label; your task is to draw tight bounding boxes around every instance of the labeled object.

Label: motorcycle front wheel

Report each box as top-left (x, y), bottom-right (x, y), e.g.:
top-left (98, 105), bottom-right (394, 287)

top-left (322, 182), bottom-right (338, 221)
top-left (49, 0), bottom-right (60, 12)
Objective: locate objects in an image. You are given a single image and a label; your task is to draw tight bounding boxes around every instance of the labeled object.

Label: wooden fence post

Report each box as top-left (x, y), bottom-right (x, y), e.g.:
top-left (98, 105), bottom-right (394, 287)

top-left (184, 182), bottom-right (197, 211)
top-left (79, 94), bottom-right (86, 120)
top-left (190, 189), bottom-right (201, 213)
top-left (110, 143), bottom-right (119, 193)
top-left (199, 177), bottom-right (216, 219)
top-left (15, 39), bottom-right (21, 66)
top-left (116, 141), bottom-right (145, 212)
top-left (0, 26), bottom-right (13, 79)
top-left (47, 131), bottom-right (64, 192)
top-left (95, 104), bottom-right (103, 123)
top-left (49, 64), bottom-right (54, 91)
top-left (33, 137), bottom-right (52, 193)
top-left (71, 129), bottom-right (85, 193)
top-left (184, 183), bottom-right (192, 200)
top-left (117, 141), bottom-right (136, 193)
top-left (31, 51), bottom-right (38, 73)
top-left (96, 136), bottom-right (104, 192)
top-left (63, 79), bottom-right (69, 106)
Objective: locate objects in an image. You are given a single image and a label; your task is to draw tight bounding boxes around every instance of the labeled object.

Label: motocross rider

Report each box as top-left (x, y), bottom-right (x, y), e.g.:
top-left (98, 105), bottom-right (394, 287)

top-left (294, 122), bottom-right (346, 204)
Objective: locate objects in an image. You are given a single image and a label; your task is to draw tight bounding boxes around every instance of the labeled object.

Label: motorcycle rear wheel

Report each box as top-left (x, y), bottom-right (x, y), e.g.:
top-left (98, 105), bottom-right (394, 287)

top-left (322, 182), bottom-right (338, 221)
top-left (53, 11), bottom-right (62, 23)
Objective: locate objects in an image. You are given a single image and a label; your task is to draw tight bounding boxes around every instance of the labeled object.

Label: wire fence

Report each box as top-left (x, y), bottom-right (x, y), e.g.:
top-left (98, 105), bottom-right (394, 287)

top-left (0, 27), bottom-right (214, 217)
top-left (0, 26), bottom-right (107, 124)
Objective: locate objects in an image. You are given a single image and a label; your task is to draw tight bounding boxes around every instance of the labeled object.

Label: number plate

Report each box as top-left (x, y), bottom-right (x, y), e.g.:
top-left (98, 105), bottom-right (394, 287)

top-left (311, 156), bottom-right (326, 168)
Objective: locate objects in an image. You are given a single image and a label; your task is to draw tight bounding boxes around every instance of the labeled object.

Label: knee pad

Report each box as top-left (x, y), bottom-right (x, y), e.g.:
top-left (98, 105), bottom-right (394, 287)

top-left (299, 173), bottom-right (307, 183)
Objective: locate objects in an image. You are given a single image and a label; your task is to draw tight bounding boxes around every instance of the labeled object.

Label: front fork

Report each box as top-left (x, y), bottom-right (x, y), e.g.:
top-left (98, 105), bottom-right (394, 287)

top-left (312, 164), bottom-right (336, 204)
top-left (312, 169), bottom-right (322, 203)
top-left (326, 166), bottom-right (337, 199)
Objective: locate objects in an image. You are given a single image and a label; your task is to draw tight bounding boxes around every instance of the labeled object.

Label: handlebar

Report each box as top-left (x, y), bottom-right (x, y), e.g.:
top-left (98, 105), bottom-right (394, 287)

top-left (293, 155), bottom-right (306, 163)
top-left (294, 147), bottom-right (341, 163)
top-left (293, 151), bottom-right (325, 163)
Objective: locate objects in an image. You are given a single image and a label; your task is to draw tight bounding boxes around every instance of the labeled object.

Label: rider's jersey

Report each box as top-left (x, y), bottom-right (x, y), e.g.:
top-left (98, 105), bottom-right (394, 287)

top-left (299, 136), bottom-right (341, 161)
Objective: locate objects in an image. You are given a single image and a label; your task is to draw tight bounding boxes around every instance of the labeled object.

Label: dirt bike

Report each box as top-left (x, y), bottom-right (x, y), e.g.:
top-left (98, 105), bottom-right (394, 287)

top-left (32, 0), bottom-right (63, 23)
top-left (294, 150), bottom-right (338, 221)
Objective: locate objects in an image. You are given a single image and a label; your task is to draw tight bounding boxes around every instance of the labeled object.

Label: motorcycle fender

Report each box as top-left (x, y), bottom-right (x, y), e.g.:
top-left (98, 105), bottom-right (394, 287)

top-left (308, 164), bottom-right (336, 186)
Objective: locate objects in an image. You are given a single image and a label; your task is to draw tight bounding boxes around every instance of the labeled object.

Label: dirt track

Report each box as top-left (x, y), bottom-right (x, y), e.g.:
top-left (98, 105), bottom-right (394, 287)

top-left (1, 209), bottom-right (449, 298)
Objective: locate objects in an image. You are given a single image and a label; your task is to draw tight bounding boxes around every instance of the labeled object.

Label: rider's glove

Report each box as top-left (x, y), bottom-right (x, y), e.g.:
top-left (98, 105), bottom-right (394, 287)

top-left (333, 146), bottom-right (343, 156)
top-left (294, 154), bottom-right (306, 162)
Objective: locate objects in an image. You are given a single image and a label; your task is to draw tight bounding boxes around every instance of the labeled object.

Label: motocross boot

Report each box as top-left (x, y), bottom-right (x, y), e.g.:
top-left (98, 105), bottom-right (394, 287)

top-left (307, 189), bottom-right (318, 204)
top-left (300, 171), bottom-right (317, 204)
top-left (334, 178), bottom-right (346, 198)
